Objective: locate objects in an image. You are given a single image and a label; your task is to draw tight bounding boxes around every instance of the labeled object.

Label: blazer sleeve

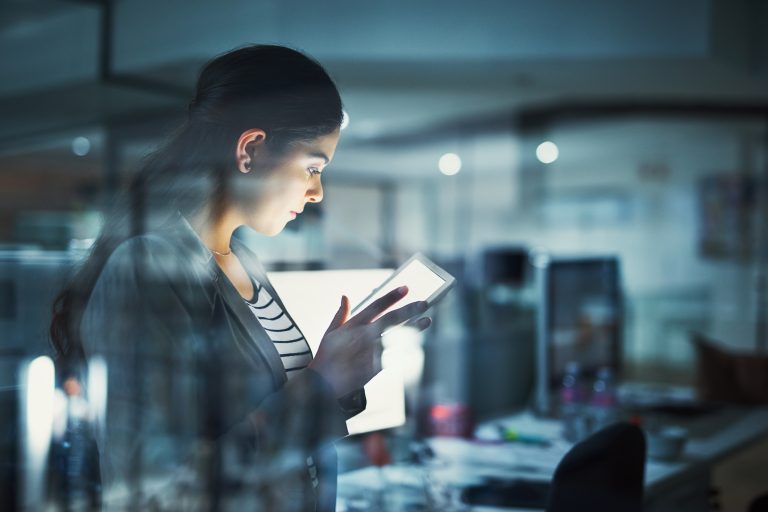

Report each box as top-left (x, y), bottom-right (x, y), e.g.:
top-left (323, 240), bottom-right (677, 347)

top-left (80, 237), bottom-right (352, 500)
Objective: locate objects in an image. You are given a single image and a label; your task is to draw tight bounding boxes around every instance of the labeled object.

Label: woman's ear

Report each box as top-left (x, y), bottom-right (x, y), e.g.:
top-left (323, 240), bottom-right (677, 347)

top-left (236, 128), bottom-right (267, 173)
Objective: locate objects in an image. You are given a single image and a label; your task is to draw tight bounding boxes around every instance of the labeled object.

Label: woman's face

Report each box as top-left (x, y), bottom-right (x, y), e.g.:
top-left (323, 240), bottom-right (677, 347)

top-left (238, 128), bottom-right (340, 236)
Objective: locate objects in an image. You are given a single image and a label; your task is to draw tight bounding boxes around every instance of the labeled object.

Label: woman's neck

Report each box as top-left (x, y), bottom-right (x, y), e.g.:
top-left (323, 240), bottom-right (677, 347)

top-left (189, 206), bottom-right (242, 256)
top-left (189, 206), bottom-right (255, 300)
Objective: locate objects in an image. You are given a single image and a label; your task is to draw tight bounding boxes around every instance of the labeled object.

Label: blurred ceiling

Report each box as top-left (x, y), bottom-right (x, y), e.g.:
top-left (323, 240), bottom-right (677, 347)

top-left (0, 0), bottom-right (75, 32)
top-left (1, 0), bottom-right (766, 168)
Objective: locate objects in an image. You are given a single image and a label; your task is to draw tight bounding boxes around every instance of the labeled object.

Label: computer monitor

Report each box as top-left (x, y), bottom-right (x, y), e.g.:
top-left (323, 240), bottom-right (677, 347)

top-left (534, 256), bottom-right (623, 414)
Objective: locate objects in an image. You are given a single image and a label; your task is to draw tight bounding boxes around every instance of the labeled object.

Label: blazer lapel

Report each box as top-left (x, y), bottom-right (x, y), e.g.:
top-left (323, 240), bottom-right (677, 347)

top-left (162, 213), bottom-right (287, 389)
top-left (230, 238), bottom-right (312, 347)
top-left (213, 264), bottom-right (287, 389)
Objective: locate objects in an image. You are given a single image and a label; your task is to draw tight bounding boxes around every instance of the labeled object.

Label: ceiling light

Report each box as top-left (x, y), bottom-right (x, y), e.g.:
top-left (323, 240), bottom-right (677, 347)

top-left (438, 153), bottom-right (462, 176)
top-left (71, 136), bottom-right (91, 157)
top-left (536, 141), bottom-right (559, 164)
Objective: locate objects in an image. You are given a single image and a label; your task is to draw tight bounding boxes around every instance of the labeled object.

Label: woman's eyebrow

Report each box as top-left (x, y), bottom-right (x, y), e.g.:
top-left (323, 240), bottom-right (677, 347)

top-left (307, 151), bottom-right (330, 164)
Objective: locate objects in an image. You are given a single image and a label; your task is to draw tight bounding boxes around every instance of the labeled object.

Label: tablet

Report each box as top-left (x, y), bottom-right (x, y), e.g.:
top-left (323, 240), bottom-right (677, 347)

top-left (350, 253), bottom-right (455, 320)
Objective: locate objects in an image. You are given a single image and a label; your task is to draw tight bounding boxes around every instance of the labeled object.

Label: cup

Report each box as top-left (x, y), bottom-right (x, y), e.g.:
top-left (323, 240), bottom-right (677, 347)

top-left (646, 426), bottom-right (688, 461)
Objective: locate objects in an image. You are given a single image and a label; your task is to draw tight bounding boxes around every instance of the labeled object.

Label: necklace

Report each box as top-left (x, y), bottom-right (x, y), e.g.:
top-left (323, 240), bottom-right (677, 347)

top-left (210, 247), bottom-right (232, 256)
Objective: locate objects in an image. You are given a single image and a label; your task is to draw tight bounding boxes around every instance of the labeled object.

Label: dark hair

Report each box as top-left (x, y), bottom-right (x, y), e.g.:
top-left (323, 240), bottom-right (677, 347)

top-left (50, 44), bottom-right (343, 369)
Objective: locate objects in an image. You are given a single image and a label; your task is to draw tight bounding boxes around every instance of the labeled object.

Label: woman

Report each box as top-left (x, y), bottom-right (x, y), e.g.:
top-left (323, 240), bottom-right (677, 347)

top-left (50, 45), bottom-right (430, 511)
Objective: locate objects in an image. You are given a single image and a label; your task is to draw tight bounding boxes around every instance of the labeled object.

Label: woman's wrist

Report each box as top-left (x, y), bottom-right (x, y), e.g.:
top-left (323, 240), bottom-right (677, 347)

top-left (307, 360), bottom-right (346, 399)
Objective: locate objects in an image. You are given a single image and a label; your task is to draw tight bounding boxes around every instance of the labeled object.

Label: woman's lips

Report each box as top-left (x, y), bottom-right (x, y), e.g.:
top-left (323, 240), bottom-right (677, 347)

top-left (289, 211), bottom-right (298, 219)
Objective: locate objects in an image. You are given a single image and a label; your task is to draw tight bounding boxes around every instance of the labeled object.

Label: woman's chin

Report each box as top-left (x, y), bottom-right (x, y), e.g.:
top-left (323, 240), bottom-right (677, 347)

top-left (246, 221), bottom-right (285, 237)
top-left (240, 209), bottom-right (289, 236)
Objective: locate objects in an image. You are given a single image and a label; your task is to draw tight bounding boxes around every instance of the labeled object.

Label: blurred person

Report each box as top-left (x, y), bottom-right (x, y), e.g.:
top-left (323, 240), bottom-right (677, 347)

top-left (49, 45), bottom-right (430, 511)
top-left (49, 374), bottom-right (101, 511)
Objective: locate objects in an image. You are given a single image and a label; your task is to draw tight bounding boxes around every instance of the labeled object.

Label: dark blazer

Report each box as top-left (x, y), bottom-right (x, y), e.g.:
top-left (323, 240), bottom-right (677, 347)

top-left (80, 213), bottom-right (365, 511)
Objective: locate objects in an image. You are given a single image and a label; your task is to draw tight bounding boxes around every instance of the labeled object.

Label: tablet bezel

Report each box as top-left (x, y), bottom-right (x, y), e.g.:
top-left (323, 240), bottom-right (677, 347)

top-left (350, 252), bottom-right (456, 316)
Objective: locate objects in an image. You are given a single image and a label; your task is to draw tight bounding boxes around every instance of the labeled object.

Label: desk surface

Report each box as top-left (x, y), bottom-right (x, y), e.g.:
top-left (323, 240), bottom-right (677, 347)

top-left (337, 406), bottom-right (768, 511)
top-left (644, 406), bottom-right (768, 497)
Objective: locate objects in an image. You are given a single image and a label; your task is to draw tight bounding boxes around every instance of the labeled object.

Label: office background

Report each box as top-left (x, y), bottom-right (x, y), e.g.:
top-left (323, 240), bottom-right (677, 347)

top-left (1, 1), bottom-right (767, 510)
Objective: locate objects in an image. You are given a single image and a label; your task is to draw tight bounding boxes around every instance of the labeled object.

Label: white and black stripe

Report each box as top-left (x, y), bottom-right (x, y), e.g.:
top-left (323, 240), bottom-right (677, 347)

top-left (244, 278), bottom-right (313, 378)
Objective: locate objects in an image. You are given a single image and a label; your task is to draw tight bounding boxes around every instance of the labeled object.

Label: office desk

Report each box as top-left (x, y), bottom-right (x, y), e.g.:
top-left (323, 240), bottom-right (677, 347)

top-left (643, 406), bottom-right (768, 511)
top-left (337, 407), bottom-right (768, 511)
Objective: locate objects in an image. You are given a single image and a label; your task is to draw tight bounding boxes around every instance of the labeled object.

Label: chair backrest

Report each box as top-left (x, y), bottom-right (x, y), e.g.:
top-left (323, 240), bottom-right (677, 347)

top-left (692, 333), bottom-right (768, 404)
top-left (546, 422), bottom-right (646, 512)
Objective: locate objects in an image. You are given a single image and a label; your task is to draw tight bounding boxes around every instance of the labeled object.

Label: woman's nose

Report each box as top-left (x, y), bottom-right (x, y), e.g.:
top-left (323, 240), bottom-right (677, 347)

top-left (306, 178), bottom-right (323, 203)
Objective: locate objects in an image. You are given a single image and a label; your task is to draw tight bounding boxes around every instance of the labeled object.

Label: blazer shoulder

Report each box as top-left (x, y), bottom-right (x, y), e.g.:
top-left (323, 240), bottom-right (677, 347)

top-left (104, 233), bottom-right (209, 285)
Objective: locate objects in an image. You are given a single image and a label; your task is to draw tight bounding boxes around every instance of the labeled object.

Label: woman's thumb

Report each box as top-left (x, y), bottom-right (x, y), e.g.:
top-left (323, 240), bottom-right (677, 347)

top-left (327, 295), bottom-right (349, 331)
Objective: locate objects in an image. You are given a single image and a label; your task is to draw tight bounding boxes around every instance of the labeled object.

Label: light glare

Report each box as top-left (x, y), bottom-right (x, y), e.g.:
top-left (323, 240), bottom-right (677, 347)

top-left (72, 136), bottom-right (91, 156)
top-left (438, 153), bottom-right (462, 175)
top-left (536, 141), bottom-right (559, 164)
top-left (25, 356), bottom-right (55, 457)
top-left (22, 356), bottom-right (55, 509)
top-left (88, 356), bottom-right (108, 431)
top-left (340, 110), bottom-right (350, 130)
top-left (382, 326), bottom-right (425, 387)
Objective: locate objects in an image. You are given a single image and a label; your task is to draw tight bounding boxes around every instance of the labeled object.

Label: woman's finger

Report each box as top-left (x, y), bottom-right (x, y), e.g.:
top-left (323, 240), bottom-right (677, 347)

top-left (402, 316), bottom-right (432, 331)
top-left (325, 295), bottom-right (350, 332)
top-left (416, 317), bottom-right (432, 330)
top-left (348, 286), bottom-right (409, 326)
top-left (372, 300), bottom-right (428, 332)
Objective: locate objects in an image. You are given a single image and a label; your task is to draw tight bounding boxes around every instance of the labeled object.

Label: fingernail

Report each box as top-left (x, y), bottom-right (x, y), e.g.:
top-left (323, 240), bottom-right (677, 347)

top-left (418, 301), bottom-right (429, 312)
top-left (420, 317), bottom-right (432, 328)
top-left (397, 285), bottom-right (408, 295)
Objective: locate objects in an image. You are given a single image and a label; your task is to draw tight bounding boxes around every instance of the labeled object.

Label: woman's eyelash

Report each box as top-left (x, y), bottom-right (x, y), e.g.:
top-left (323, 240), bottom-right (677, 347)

top-left (308, 167), bottom-right (322, 176)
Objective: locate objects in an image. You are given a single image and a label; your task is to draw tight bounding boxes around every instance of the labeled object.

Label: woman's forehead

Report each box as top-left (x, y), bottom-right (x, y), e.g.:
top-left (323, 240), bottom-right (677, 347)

top-left (297, 129), bottom-right (340, 161)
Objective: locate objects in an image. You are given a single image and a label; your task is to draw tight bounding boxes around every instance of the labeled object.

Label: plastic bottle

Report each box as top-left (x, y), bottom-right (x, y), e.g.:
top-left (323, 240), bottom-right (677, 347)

top-left (590, 366), bottom-right (620, 431)
top-left (559, 361), bottom-right (587, 442)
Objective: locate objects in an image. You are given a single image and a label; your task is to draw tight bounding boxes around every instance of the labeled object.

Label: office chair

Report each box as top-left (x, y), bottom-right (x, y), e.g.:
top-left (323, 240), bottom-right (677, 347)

top-left (546, 422), bottom-right (646, 512)
top-left (750, 493), bottom-right (768, 512)
top-left (0, 388), bottom-right (19, 510)
top-left (691, 333), bottom-right (768, 404)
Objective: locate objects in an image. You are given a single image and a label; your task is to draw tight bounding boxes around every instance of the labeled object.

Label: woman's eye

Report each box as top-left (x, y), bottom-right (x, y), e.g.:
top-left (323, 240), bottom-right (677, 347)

top-left (307, 167), bottom-right (322, 176)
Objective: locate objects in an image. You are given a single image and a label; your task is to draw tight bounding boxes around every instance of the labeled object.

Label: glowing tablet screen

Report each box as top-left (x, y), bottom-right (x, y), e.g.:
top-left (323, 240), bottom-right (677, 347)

top-left (351, 254), bottom-right (454, 319)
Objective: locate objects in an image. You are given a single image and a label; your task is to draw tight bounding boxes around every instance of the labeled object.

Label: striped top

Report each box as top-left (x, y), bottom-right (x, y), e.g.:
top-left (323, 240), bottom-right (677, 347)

top-left (244, 277), bottom-right (313, 379)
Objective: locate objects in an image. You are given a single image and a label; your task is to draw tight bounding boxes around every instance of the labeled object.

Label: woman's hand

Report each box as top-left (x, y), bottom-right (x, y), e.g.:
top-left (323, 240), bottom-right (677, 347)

top-left (308, 286), bottom-right (431, 398)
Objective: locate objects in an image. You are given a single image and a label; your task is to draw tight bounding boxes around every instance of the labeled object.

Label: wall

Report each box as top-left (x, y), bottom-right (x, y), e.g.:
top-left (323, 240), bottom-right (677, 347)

top-left (339, 117), bottom-right (768, 384)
